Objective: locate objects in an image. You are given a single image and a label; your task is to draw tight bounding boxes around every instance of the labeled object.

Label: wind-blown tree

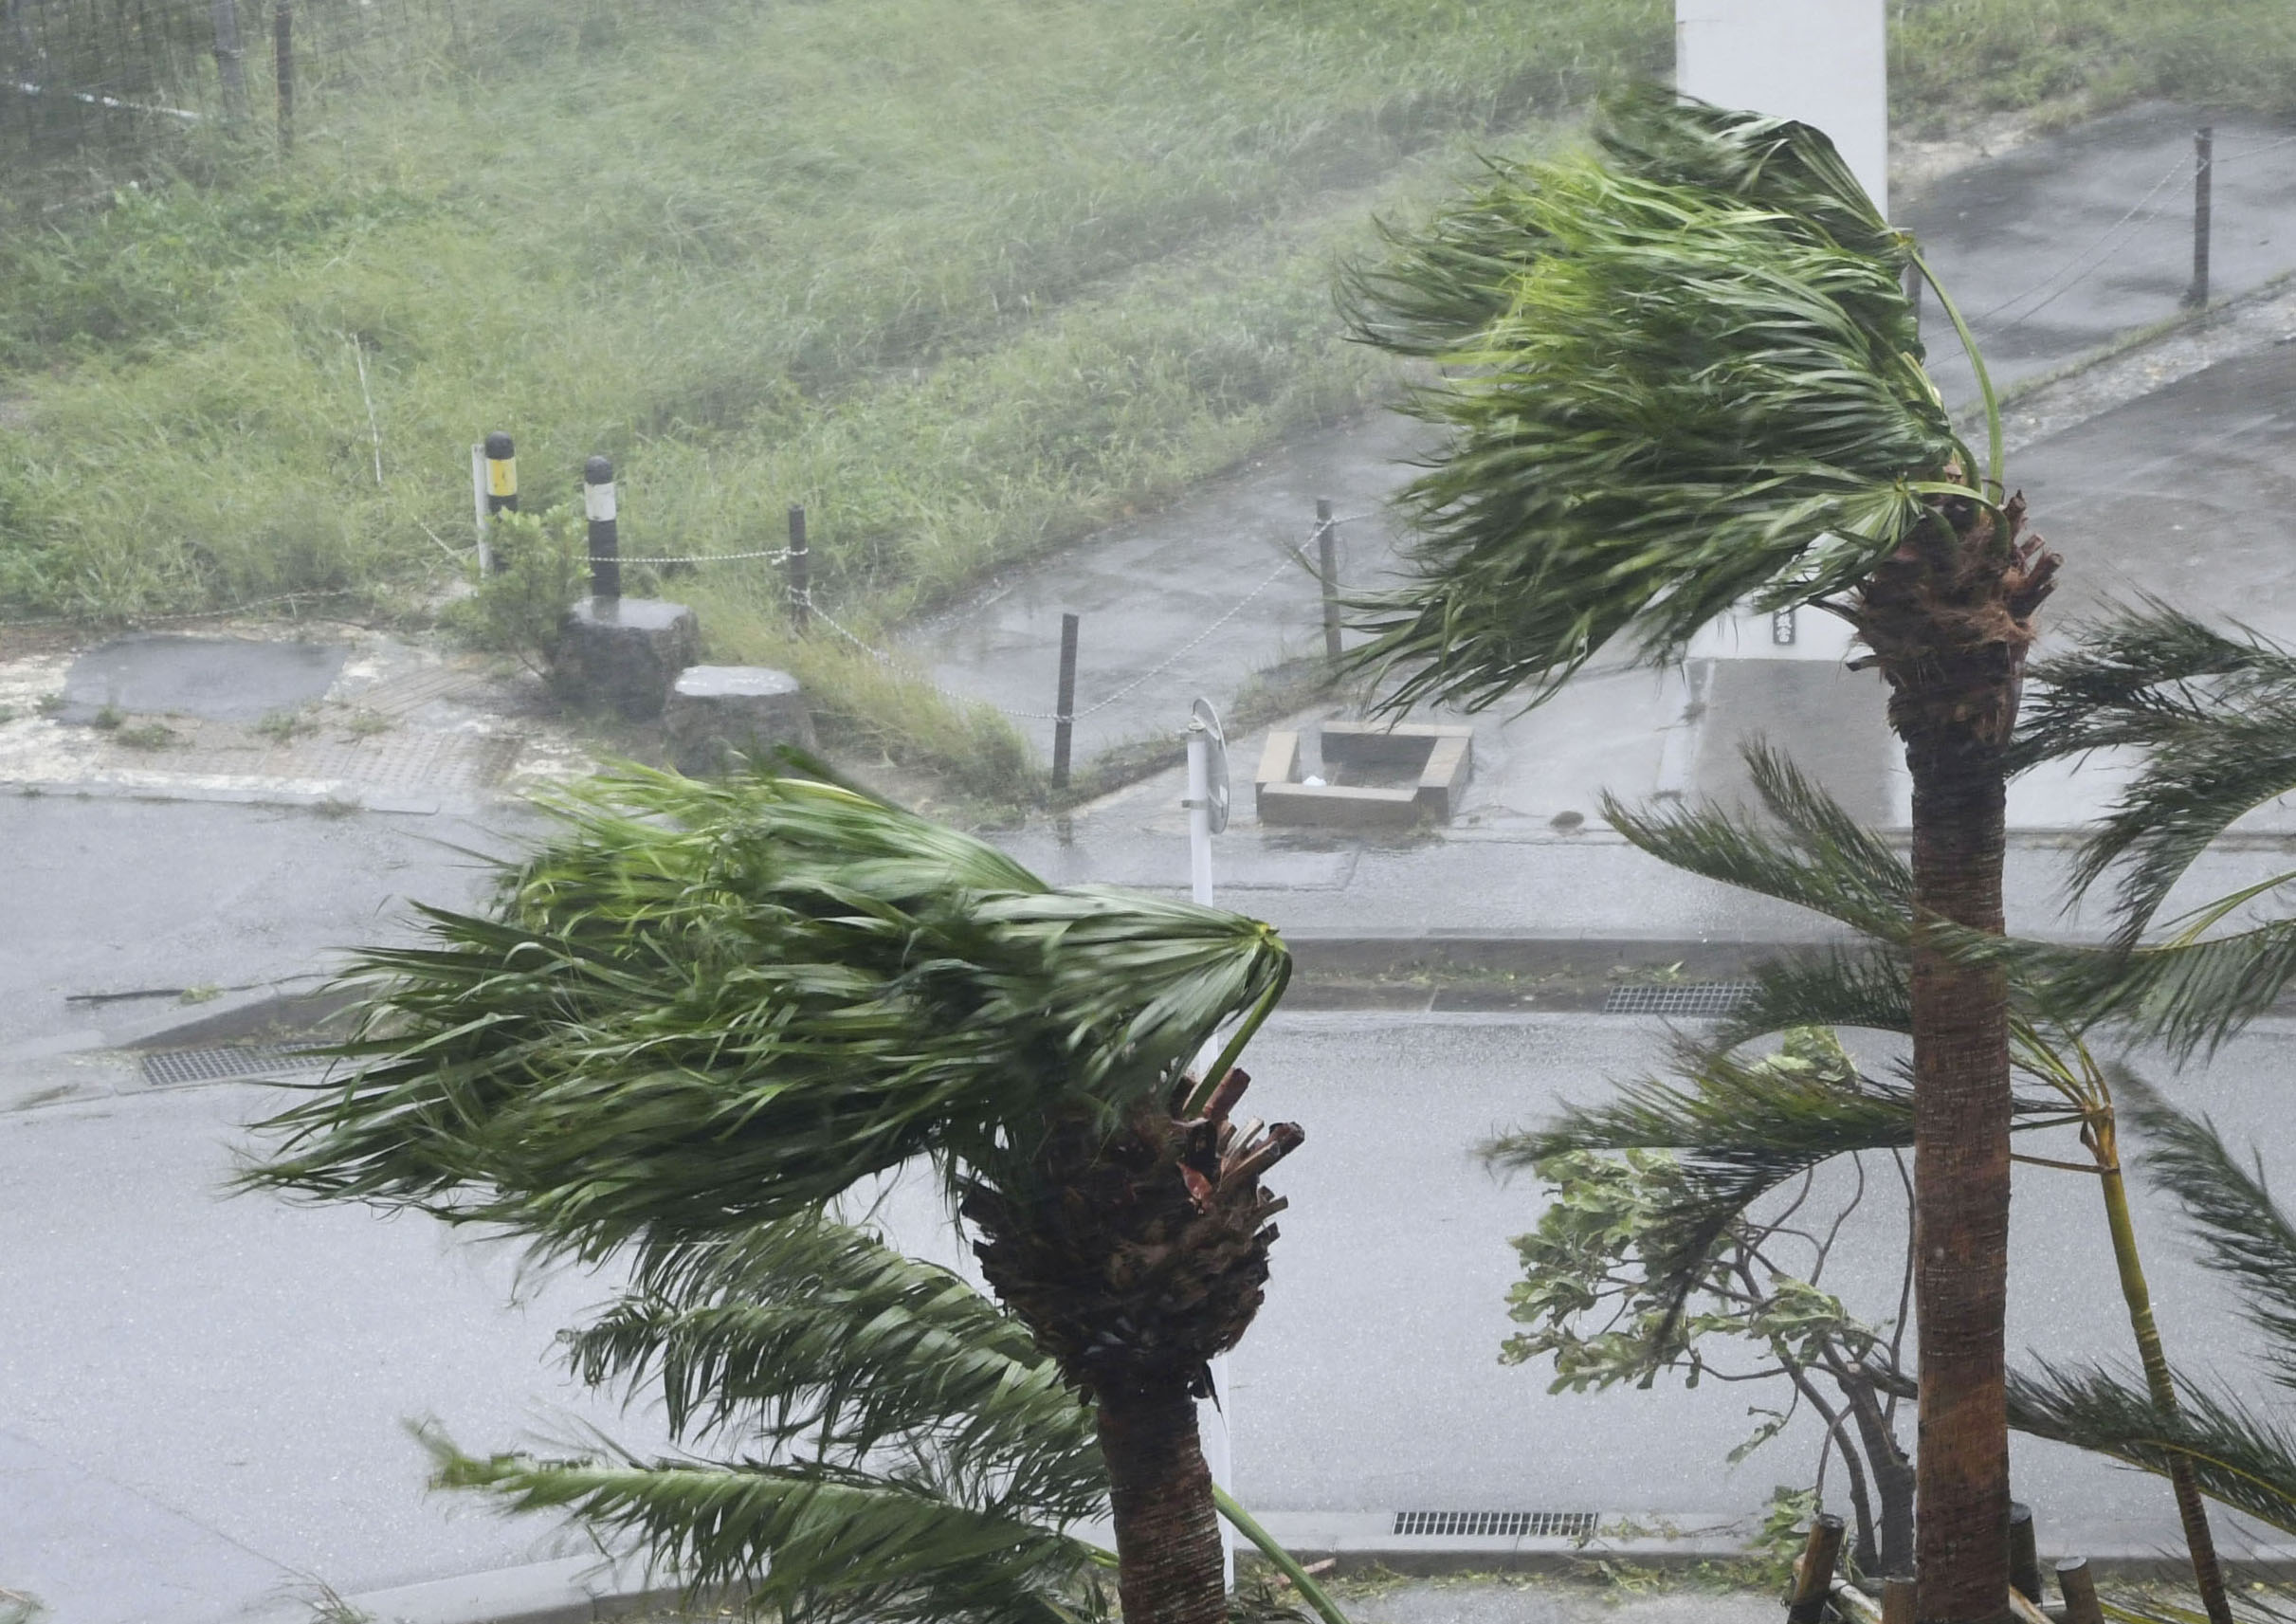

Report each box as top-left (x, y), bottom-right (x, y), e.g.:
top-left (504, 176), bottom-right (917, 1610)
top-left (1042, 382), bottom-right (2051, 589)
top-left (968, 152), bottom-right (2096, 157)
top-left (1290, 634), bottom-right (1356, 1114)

top-left (240, 767), bottom-right (1304, 1624)
top-left (1341, 89), bottom-right (2058, 1622)
top-left (1501, 1030), bottom-right (1922, 1578)
top-left (2005, 602), bottom-right (2296, 1053)
top-left (1517, 746), bottom-right (2235, 1620)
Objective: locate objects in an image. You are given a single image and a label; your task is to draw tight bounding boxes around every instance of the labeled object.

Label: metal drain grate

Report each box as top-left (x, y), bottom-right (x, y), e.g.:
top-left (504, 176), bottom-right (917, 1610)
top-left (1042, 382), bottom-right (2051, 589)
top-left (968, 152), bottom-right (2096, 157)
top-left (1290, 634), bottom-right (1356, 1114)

top-left (141, 1044), bottom-right (332, 1087)
top-left (1393, 1510), bottom-right (1598, 1540)
top-left (1602, 981), bottom-right (1756, 1018)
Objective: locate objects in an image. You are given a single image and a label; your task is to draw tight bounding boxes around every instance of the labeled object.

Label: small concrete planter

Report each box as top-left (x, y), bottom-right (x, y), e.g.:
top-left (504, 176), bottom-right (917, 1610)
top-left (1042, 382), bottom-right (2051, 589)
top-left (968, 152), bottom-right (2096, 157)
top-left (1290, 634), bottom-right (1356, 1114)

top-left (666, 666), bottom-right (816, 776)
top-left (552, 597), bottom-right (701, 721)
top-left (1255, 720), bottom-right (1473, 828)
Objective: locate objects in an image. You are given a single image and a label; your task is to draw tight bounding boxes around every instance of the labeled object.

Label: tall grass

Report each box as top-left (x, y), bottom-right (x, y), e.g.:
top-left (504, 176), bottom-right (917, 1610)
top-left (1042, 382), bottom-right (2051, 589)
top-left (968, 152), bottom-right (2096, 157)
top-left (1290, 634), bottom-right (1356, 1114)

top-left (0, 0), bottom-right (1669, 620)
top-left (1892, 0), bottom-right (2296, 134)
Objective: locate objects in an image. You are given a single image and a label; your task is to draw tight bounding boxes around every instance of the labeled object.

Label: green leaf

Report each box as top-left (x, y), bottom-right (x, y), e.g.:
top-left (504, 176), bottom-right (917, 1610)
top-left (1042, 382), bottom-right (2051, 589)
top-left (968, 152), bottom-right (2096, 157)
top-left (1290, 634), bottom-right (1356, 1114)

top-left (1339, 87), bottom-right (1956, 713)
top-left (239, 767), bottom-right (1289, 1259)
top-left (422, 1432), bottom-right (1105, 1624)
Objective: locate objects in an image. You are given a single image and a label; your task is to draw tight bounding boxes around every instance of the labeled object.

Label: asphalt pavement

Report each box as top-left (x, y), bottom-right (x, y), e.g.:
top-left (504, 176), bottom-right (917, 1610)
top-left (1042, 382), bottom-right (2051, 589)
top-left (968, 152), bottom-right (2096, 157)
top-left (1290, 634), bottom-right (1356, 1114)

top-left (9, 1011), bottom-right (2294, 1622)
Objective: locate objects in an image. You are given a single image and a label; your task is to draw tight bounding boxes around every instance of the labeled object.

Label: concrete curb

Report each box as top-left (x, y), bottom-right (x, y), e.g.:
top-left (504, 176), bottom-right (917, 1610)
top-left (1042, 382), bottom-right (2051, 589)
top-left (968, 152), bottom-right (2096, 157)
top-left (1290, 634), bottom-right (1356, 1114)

top-left (3, 775), bottom-right (448, 815)
top-left (286, 1520), bottom-right (2296, 1624)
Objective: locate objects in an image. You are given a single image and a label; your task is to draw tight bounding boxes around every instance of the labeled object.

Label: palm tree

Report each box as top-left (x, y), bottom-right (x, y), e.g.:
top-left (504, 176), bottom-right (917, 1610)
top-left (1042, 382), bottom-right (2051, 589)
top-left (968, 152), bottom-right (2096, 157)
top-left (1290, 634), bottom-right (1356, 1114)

top-left (239, 766), bottom-right (1307, 1624)
top-left (1340, 88), bottom-right (2058, 1622)
top-left (1513, 744), bottom-right (2235, 1619)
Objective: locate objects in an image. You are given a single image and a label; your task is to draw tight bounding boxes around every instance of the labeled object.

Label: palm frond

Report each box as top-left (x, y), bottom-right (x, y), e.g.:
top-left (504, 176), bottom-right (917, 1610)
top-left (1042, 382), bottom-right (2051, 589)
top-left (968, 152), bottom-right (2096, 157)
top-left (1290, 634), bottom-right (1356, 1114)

top-left (1336, 154), bottom-right (1554, 358)
top-left (2005, 1361), bottom-right (2296, 1538)
top-left (567, 1217), bottom-right (1104, 1522)
top-left (1714, 945), bottom-right (1913, 1047)
top-left (1339, 87), bottom-right (1955, 713)
top-left (1962, 923), bottom-right (2296, 1058)
top-left (239, 768), bottom-right (1289, 1258)
top-left (1487, 1032), bottom-right (1914, 1331)
top-left (2015, 603), bottom-right (2296, 940)
top-left (1493, 1028), bottom-right (2069, 1334)
top-left (424, 1434), bottom-right (1105, 1624)
top-left (1604, 744), bottom-right (1912, 940)
top-left (2122, 1085), bottom-right (2296, 1391)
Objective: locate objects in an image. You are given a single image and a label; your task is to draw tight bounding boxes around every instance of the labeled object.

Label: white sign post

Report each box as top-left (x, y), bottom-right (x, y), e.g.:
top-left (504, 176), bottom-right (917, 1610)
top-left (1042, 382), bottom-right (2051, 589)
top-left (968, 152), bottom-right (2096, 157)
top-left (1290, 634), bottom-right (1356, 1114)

top-left (1674, 0), bottom-right (1889, 216)
top-left (1181, 699), bottom-right (1235, 1588)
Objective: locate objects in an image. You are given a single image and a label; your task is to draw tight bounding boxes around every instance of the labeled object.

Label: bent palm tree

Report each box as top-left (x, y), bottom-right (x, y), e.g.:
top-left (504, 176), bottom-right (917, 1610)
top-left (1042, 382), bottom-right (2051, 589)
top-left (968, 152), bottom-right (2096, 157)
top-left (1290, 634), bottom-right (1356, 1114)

top-left (1541, 746), bottom-right (2233, 1619)
top-left (240, 767), bottom-right (1300, 1624)
top-left (1342, 89), bottom-right (2057, 1622)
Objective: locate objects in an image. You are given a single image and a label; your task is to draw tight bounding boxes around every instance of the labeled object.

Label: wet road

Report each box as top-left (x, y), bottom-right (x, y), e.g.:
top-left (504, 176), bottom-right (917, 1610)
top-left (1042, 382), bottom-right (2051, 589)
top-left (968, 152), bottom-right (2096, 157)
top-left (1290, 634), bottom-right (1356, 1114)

top-left (9, 1009), bottom-right (2288, 1620)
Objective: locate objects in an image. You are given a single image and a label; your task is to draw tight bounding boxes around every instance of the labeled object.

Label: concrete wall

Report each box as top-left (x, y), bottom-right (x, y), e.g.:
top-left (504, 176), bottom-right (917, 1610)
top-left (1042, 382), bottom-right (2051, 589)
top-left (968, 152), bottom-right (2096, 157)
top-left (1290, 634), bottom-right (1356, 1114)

top-left (1674, 0), bottom-right (1888, 216)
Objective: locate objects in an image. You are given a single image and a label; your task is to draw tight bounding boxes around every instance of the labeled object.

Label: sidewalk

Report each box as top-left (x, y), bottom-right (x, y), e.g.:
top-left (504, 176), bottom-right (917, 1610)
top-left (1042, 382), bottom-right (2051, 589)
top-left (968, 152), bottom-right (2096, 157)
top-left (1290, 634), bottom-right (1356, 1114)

top-left (895, 101), bottom-right (2296, 773)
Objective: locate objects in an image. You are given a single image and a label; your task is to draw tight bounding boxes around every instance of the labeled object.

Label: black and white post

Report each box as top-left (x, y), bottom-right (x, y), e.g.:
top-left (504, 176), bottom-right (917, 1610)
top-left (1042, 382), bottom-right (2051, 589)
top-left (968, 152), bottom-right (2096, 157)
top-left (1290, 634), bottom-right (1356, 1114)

top-left (2188, 124), bottom-right (2214, 308)
top-left (1051, 611), bottom-right (1079, 790)
top-left (584, 455), bottom-right (619, 600)
top-left (472, 430), bottom-right (517, 575)
top-left (787, 504), bottom-right (811, 631)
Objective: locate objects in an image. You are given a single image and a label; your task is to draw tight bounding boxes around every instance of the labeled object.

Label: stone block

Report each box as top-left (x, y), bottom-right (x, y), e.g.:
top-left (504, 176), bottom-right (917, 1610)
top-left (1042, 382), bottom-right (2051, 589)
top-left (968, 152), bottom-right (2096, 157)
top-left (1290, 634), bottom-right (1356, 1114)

top-left (552, 597), bottom-right (700, 721)
top-left (1253, 720), bottom-right (1473, 828)
top-left (1258, 782), bottom-right (1422, 829)
top-left (667, 666), bottom-right (816, 776)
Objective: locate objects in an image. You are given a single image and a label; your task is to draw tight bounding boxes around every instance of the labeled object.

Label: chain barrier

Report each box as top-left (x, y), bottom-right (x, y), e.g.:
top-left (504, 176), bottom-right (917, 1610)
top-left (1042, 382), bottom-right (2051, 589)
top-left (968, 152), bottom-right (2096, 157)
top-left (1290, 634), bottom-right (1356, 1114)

top-left (1970, 128), bottom-right (2296, 336)
top-left (592, 547), bottom-right (795, 566)
top-left (807, 514), bottom-right (1373, 726)
top-left (1973, 155), bottom-right (2190, 328)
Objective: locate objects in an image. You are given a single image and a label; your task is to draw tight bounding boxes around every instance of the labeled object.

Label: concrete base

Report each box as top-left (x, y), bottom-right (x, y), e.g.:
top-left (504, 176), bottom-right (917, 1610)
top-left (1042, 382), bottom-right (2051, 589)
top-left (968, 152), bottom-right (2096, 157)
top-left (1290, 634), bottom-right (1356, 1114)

top-left (551, 597), bottom-right (700, 721)
top-left (1256, 721), bottom-right (1474, 827)
top-left (665, 666), bottom-right (816, 776)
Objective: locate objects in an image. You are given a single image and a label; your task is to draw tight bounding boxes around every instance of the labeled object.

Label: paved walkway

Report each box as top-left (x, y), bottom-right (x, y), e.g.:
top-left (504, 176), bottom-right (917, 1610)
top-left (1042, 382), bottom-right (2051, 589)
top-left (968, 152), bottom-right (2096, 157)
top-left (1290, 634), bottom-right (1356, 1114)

top-left (897, 102), bottom-right (2296, 776)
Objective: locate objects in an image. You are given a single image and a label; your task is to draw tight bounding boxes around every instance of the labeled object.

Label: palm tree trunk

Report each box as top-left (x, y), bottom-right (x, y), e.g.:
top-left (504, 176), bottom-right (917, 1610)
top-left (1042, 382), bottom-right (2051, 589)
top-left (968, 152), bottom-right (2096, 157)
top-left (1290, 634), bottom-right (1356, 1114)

top-left (2092, 1116), bottom-right (2233, 1624)
top-left (1904, 723), bottom-right (2014, 1624)
top-left (1860, 489), bottom-right (2056, 1624)
top-left (1097, 1382), bottom-right (1229, 1624)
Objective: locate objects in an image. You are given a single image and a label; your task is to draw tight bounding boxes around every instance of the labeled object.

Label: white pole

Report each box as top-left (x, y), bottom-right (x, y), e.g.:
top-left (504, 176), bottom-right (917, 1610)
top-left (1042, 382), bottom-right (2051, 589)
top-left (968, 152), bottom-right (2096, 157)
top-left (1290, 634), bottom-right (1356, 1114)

top-left (1186, 721), bottom-right (1213, 907)
top-left (469, 443), bottom-right (492, 575)
top-left (1183, 716), bottom-right (1232, 1587)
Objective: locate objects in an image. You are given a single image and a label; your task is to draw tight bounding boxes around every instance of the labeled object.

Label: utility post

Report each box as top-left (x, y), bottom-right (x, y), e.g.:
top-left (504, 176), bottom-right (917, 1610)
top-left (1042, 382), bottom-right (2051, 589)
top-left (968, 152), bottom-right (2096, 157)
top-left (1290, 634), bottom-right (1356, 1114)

top-left (2187, 124), bottom-right (2214, 308)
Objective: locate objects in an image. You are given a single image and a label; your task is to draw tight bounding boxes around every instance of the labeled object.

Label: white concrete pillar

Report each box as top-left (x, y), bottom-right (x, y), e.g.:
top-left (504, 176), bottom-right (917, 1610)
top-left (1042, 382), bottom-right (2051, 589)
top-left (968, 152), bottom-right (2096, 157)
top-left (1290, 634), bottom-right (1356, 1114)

top-left (1674, 0), bottom-right (1888, 215)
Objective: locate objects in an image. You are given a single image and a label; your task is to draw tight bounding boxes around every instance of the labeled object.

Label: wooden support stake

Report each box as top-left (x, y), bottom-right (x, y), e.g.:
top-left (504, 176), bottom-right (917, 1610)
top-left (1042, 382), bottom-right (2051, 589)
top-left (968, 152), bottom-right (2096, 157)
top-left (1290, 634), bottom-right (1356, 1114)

top-left (2057, 1559), bottom-right (2104, 1624)
top-left (2187, 125), bottom-right (2214, 308)
top-left (1051, 611), bottom-right (1079, 790)
top-left (1316, 497), bottom-right (1341, 664)
top-left (272, 0), bottom-right (293, 155)
top-left (1786, 1516), bottom-right (1845, 1624)
top-left (787, 504), bottom-right (810, 631)
top-left (210, 0), bottom-right (248, 122)
top-left (2010, 1502), bottom-right (2044, 1605)
top-left (1881, 1576), bottom-right (1915, 1624)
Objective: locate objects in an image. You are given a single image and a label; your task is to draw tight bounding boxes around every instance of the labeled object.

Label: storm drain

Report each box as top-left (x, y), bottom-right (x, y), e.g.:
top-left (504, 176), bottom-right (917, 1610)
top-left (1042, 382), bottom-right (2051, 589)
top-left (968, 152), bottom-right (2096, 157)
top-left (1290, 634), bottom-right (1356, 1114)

top-left (1392, 1510), bottom-right (1599, 1540)
top-left (1602, 981), bottom-right (1756, 1018)
top-left (140, 1044), bottom-right (333, 1087)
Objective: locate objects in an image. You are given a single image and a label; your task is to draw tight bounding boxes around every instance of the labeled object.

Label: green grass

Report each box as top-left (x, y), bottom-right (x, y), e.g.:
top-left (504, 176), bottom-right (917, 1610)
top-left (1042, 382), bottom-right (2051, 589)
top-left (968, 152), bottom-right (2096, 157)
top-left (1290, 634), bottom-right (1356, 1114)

top-left (1891, 0), bottom-right (2296, 135)
top-left (0, 0), bottom-right (1668, 625)
top-left (4, 0), bottom-right (2287, 801)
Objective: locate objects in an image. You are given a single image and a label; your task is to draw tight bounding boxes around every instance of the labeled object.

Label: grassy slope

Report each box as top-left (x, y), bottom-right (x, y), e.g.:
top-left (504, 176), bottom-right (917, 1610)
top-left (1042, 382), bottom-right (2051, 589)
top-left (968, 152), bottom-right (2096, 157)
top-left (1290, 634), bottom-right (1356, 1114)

top-left (0, 0), bottom-right (1666, 624)
top-left (1892, 0), bottom-right (2296, 134)
top-left (2, 0), bottom-right (2290, 795)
